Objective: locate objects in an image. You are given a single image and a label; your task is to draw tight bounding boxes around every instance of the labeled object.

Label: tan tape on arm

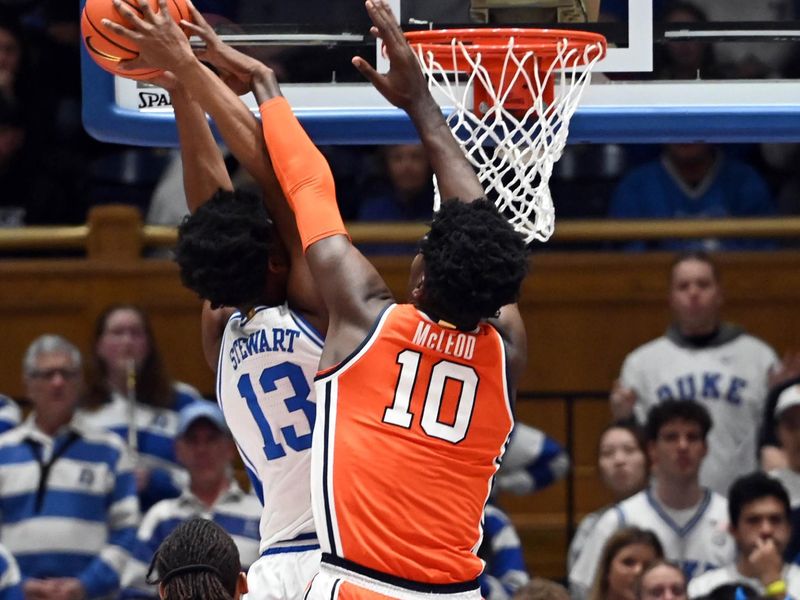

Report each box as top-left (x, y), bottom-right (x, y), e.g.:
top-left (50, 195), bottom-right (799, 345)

top-left (259, 97), bottom-right (348, 252)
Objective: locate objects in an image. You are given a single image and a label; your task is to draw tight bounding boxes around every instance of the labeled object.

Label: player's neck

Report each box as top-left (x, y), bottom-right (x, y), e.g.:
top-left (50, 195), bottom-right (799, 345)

top-left (653, 477), bottom-right (703, 509)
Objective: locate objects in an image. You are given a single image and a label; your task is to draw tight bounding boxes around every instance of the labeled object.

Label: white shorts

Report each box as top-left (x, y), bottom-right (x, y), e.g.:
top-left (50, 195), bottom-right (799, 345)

top-left (244, 548), bottom-right (321, 600)
top-left (305, 559), bottom-right (481, 600)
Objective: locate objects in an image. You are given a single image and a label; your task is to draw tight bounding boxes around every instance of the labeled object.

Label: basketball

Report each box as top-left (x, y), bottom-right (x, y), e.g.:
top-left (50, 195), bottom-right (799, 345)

top-left (81, 0), bottom-right (191, 80)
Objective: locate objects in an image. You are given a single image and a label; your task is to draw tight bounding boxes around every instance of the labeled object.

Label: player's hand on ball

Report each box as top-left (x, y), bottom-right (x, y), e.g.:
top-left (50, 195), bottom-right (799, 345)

top-left (102, 0), bottom-right (194, 74)
top-left (120, 57), bottom-right (180, 90)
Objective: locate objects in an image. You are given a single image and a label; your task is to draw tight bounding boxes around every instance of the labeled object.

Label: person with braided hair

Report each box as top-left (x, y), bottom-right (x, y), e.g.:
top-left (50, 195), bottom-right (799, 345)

top-left (147, 518), bottom-right (247, 600)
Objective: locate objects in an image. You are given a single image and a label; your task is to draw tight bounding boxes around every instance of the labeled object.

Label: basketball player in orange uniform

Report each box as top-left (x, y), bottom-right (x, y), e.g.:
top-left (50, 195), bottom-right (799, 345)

top-left (257, 1), bottom-right (530, 598)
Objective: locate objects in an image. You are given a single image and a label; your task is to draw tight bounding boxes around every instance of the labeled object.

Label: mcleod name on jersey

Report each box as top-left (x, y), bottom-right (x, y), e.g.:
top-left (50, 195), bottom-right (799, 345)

top-left (217, 304), bottom-right (323, 554)
top-left (312, 304), bottom-right (514, 590)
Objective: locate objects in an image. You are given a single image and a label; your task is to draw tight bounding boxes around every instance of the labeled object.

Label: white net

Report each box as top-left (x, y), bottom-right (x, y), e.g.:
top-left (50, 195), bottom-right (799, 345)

top-left (413, 34), bottom-right (605, 243)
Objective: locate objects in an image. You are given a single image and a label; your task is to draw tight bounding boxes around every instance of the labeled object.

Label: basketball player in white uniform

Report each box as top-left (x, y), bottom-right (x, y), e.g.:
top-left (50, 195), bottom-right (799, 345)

top-left (569, 400), bottom-right (735, 600)
top-left (104, 4), bottom-right (327, 597)
top-left (610, 251), bottom-right (778, 494)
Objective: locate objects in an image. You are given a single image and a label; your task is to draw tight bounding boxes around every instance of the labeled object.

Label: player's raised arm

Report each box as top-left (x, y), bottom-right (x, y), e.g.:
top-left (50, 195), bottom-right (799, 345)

top-left (352, 0), bottom-right (485, 205)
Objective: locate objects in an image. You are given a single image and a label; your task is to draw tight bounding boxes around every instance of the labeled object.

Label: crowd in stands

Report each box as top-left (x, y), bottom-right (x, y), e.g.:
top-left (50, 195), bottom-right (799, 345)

top-left (1, 0), bottom-right (800, 237)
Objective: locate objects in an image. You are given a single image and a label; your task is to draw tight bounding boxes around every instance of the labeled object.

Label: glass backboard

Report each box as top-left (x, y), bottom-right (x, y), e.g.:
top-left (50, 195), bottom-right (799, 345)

top-left (81, 0), bottom-right (800, 145)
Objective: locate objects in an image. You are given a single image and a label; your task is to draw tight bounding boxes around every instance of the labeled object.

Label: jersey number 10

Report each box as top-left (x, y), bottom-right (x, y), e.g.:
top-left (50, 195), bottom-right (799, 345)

top-left (382, 349), bottom-right (478, 444)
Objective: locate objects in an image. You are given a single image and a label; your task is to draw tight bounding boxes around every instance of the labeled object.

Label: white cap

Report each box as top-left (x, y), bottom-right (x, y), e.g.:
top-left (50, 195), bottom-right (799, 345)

top-left (775, 385), bottom-right (800, 419)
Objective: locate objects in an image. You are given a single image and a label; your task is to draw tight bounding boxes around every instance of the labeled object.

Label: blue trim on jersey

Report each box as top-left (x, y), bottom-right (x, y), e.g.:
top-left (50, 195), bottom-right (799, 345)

top-left (321, 381), bottom-right (338, 555)
top-left (645, 488), bottom-right (712, 537)
top-left (242, 462), bottom-right (265, 506)
top-left (314, 303), bottom-right (395, 382)
top-left (289, 310), bottom-right (325, 349)
top-left (614, 505), bottom-right (627, 526)
top-left (261, 544), bottom-right (321, 556)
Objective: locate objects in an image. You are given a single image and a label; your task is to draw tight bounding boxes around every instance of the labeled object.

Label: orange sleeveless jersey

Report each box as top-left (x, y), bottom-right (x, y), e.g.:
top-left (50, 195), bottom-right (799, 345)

top-left (311, 303), bottom-right (514, 586)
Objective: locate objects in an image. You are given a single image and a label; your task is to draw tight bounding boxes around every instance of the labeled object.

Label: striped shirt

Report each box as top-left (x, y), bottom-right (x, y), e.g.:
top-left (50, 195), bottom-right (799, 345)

top-left (0, 544), bottom-right (22, 600)
top-left (0, 414), bottom-right (139, 599)
top-left (78, 382), bottom-right (203, 509)
top-left (0, 396), bottom-right (20, 436)
top-left (494, 423), bottom-right (569, 495)
top-left (120, 481), bottom-right (261, 599)
top-left (480, 505), bottom-right (530, 600)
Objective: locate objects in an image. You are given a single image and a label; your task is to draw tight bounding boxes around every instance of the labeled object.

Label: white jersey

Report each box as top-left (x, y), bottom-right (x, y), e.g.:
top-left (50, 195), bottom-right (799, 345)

top-left (771, 468), bottom-right (800, 507)
top-left (622, 324), bottom-right (777, 494)
top-left (569, 489), bottom-right (735, 599)
top-left (217, 304), bottom-right (323, 554)
top-left (688, 564), bottom-right (800, 599)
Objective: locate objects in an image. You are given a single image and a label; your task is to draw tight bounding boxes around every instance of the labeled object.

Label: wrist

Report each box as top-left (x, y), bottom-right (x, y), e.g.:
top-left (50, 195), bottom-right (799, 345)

top-left (765, 579), bottom-right (787, 597)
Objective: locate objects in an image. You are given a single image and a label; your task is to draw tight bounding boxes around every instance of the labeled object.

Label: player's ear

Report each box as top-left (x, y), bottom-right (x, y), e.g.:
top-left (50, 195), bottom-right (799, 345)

top-left (236, 571), bottom-right (248, 597)
top-left (410, 275), bottom-right (424, 303)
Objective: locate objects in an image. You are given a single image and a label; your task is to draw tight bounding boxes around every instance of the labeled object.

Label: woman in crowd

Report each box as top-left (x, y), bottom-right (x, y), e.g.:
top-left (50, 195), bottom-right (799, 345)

top-left (569, 421), bottom-right (649, 570)
top-left (589, 528), bottom-right (664, 600)
top-left (637, 561), bottom-right (688, 600)
top-left (81, 304), bottom-right (204, 509)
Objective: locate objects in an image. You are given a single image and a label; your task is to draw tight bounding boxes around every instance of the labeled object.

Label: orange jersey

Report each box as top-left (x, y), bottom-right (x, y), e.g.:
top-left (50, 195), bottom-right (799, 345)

top-left (311, 303), bottom-right (514, 588)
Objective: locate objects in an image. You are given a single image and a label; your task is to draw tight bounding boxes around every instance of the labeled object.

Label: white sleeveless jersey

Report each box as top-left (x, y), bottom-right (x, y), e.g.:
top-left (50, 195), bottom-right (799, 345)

top-left (569, 489), bottom-right (735, 600)
top-left (622, 331), bottom-right (777, 494)
top-left (217, 304), bottom-right (323, 554)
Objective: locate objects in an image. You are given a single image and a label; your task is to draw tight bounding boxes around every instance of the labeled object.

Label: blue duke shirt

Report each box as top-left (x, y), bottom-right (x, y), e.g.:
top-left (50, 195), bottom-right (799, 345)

top-left (0, 415), bottom-right (139, 599)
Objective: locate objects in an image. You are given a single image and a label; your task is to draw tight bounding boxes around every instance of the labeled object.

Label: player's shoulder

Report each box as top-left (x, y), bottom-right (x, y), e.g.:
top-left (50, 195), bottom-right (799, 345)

top-left (625, 335), bottom-right (674, 362)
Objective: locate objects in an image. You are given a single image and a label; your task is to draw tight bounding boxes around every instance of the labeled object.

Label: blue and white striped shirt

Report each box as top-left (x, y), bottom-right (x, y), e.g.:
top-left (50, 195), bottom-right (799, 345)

top-left (0, 415), bottom-right (140, 599)
top-left (121, 480), bottom-right (261, 599)
top-left (494, 422), bottom-right (570, 495)
top-left (0, 396), bottom-right (20, 436)
top-left (78, 382), bottom-right (203, 510)
top-left (480, 504), bottom-right (530, 600)
top-left (0, 544), bottom-right (22, 600)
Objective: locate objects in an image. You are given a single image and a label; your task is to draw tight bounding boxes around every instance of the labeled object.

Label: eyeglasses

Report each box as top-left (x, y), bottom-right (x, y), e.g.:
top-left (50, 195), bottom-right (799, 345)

top-left (28, 368), bottom-right (80, 381)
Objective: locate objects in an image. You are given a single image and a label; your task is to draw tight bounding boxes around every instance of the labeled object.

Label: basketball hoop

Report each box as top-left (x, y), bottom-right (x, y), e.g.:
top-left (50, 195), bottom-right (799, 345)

top-left (405, 28), bottom-right (606, 243)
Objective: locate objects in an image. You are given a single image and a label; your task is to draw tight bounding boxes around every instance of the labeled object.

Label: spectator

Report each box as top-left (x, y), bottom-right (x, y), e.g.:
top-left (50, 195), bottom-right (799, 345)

top-left (768, 384), bottom-right (800, 562)
top-left (569, 401), bottom-right (735, 598)
top-left (0, 544), bottom-right (22, 600)
top-left (0, 334), bottom-right (139, 600)
top-left (655, 3), bottom-right (723, 81)
top-left (356, 143), bottom-right (434, 221)
top-left (513, 578), bottom-right (570, 600)
top-left (494, 422), bottom-right (570, 496)
top-left (589, 527), bottom-right (664, 600)
top-left (609, 251), bottom-right (779, 494)
top-left (688, 472), bottom-right (798, 598)
top-left (569, 422), bottom-right (649, 572)
top-left (480, 504), bottom-right (530, 600)
top-left (80, 304), bottom-right (204, 511)
top-left (608, 144), bottom-right (775, 251)
top-left (145, 518), bottom-right (247, 600)
top-left (638, 561), bottom-right (688, 600)
top-left (0, 395), bottom-right (19, 434)
top-left (121, 402), bottom-right (261, 599)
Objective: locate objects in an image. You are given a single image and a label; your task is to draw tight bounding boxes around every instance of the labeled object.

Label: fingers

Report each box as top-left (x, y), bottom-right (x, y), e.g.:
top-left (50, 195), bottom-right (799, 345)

top-left (136, 0), bottom-right (155, 21)
top-left (352, 56), bottom-right (381, 85)
top-left (111, 0), bottom-right (147, 31)
top-left (366, 0), bottom-right (405, 50)
top-left (185, 0), bottom-right (211, 29)
top-left (118, 56), bottom-right (150, 71)
top-left (102, 17), bottom-right (141, 41)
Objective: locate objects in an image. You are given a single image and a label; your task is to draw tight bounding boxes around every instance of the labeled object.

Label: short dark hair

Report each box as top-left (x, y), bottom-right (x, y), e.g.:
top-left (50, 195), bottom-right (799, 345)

top-left (147, 518), bottom-right (240, 599)
top-left (175, 189), bottom-right (275, 309)
top-left (645, 400), bottom-right (712, 442)
top-left (419, 199), bottom-right (528, 330)
top-left (728, 472), bottom-right (791, 527)
top-left (670, 250), bottom-right (720, 284)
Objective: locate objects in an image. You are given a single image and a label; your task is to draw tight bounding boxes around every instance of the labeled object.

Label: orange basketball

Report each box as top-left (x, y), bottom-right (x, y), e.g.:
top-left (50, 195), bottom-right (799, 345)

top-left (81, 0), bottom-right (191, 81)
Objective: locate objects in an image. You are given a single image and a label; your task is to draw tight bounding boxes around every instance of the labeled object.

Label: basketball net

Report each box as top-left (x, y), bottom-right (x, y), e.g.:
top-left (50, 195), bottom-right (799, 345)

top-left (412, 34), bottom-right (605, 243)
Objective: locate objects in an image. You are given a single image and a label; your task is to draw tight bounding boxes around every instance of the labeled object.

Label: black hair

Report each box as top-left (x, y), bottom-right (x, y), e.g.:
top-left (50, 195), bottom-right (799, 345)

top-left (147, 518), bottom-right (240, 599)
top-left (670, 250), bottom-right (720, 284)
top-left (728, 472), bottom-right (791, 527)
top-left (174, 189), bottom-right (275, 309)
top-left (644, 400), bottom-right (712, 442)
top-left (418, 198), bottom-right (528, 330)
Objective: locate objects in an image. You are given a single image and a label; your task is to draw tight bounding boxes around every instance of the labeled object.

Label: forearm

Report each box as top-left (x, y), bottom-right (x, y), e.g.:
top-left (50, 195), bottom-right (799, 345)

top-left (172, 86), bottom-right (232, 212)
top-left (407, 96), bottom-right (484, 202)
top-left (259, 96), bottom-right (345, 251)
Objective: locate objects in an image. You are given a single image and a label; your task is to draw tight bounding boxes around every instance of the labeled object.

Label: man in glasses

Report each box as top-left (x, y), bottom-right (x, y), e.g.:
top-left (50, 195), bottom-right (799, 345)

top-left (0, 335), bottom-right (139, 600)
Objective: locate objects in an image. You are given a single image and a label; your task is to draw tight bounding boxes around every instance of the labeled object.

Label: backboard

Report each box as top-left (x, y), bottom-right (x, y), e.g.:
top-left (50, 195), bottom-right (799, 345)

top-left (81, 0), bottom-right (800, 145)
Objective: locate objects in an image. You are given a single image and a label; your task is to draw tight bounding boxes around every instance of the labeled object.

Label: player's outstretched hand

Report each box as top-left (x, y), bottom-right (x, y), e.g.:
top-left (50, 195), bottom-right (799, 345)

top-left (102, 0), bottom-right (195, 74)
top-left (181, 0), bottom-right (273, 96)
top-left (351, 0), bottom-right (429, 112)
